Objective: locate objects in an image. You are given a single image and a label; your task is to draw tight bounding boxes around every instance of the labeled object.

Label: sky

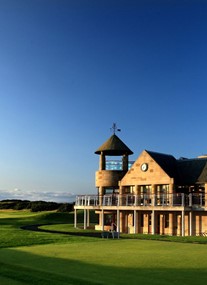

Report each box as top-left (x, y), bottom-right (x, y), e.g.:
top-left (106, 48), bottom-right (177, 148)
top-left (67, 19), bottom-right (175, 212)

top-left (0, 0), bottom-right (207, 201)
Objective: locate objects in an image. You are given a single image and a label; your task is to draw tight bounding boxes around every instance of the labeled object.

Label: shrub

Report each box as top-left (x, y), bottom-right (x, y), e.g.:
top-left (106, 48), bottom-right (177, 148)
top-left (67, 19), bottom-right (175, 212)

top-left (0, 199), bottom-right (74, 212)
top-left (30, 201), bottom-right (59, 212)
top-left (13, 201), bottom-right (31, 210)
top-left (57, 203), bottom-right (74, 212)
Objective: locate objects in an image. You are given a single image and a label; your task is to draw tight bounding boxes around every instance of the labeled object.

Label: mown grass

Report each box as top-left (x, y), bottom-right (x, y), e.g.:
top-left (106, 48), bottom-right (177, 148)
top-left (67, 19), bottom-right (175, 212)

top-left (41, 223), bottom-right (207, 244)
top-left (0, 210), bottom-right (207, 285)
top-left (0, 210), bottom-right (96, 248)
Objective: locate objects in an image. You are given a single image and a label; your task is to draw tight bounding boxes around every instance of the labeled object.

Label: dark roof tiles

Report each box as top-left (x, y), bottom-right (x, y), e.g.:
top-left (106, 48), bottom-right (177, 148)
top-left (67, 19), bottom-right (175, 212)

top-left (95, 134), bottom-right (133, 156)
top-left (146, 150), bottom-right (207, 184)
top-left (177, 158), bottom-right (207, 184)
top-left (146, 150), bottom-right (178, 179)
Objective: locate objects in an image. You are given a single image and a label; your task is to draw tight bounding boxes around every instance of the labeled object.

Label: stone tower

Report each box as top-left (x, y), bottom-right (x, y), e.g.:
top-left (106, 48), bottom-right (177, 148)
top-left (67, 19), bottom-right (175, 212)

top-left (95, 133), bottom-right (133, 198)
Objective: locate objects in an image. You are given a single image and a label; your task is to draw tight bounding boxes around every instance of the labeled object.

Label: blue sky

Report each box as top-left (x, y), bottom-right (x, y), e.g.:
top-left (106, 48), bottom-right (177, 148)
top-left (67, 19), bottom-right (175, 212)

top-left (0, 0), bottom-right (207, 201)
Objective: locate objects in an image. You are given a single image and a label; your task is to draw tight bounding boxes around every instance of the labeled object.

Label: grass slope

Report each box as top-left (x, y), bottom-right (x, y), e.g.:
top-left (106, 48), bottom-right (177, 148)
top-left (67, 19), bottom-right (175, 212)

top-left (0, 210), bottom-right (207, 285)
top-left (0, 211), bottom-right (78, 248)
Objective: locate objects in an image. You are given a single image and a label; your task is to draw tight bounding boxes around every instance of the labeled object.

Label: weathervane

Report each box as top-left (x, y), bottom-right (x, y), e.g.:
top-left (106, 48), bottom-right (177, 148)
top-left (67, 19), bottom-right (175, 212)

top-left (110, 123), bottom-right (121, 134)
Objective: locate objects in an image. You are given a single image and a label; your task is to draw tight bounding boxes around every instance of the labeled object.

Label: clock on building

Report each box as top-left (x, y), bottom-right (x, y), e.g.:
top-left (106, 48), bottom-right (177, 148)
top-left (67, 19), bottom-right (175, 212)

top-left (141, 163), bottom-right (148, 172)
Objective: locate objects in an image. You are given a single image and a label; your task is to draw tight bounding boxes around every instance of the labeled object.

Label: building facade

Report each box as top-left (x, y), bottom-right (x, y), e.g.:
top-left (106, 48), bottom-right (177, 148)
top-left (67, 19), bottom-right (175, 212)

top-left (74, 134), bottom-right (207, 236)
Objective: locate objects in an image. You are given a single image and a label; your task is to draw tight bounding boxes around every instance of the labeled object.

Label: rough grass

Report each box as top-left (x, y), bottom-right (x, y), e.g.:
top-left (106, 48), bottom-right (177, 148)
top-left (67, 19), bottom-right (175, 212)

top-left (1, 210), bottom-right (207, 285)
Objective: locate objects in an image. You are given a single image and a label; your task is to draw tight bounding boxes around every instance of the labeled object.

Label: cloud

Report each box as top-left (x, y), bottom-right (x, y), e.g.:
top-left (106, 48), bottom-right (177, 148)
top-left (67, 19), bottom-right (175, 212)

top-left (0, 189), bottom-right (76, 203)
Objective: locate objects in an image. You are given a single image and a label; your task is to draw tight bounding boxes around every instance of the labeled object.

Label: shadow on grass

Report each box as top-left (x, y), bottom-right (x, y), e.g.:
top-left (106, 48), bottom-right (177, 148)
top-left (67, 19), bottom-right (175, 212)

top-left (0, 212), bottom-right (73, 226)
top-left (21, 224), bottom-right (102, 238)
top-left (0, 248), bottom-right (207, 285)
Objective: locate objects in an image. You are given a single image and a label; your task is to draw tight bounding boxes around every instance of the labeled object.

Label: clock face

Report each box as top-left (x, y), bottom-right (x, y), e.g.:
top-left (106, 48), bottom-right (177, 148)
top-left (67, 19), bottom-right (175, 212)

top-left (141, 163), bottom-right (148, 172)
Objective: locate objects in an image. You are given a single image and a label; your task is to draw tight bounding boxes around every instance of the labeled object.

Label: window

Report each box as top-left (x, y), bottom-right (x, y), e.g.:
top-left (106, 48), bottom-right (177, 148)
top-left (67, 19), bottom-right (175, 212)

top-left (104, 188), bottom-right (118, 194)
top-left (140, 186), bottom-right (151, 205)
top-left (124, 186), bottom-right (135, 194)
top-left (140, 185), bottom-right (151, 195)
top-left (156, 185), bottom-right (169, 205)
top-left (105, 160), bottom-right (135, 170)
top-left (105, 188), bottom-right (113, 194)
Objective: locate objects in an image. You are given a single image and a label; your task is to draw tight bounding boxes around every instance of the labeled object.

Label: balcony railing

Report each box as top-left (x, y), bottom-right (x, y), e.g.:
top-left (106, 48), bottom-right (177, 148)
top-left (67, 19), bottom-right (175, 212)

top-left (75, 193), bottom-right (205, 208)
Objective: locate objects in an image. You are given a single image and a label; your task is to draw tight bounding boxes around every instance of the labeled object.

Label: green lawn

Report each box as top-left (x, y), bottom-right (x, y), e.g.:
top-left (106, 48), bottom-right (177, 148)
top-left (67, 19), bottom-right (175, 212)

top-left (0, 210), bottom-right (207, 285)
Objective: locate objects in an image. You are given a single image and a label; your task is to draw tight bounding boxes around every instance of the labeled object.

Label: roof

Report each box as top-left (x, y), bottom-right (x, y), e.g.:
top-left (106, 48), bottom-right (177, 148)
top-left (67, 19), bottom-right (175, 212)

top-left (146, 150), bottom-right (178, 179)
top-left (95, 134), bottom-right (133, 156)
top-left (177, 158), bottom-right (207, 184)
top-left (146, 150), bottom-right (207, 184)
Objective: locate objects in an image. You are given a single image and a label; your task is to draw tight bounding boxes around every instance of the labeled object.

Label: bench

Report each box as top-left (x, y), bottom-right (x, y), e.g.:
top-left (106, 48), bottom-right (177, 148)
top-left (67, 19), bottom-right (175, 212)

top-left (101, 231), bottom-right (120, 239)
top-left (101, 231), bottom-right (110, 238)
top-left (111, 231), bottom-right (119, 239)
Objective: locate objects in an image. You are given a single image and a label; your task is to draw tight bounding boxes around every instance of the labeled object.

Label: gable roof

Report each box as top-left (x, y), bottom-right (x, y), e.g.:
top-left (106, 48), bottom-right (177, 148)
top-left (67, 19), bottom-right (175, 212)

top-left (95, 134), bottom-right (133, 156)
top-left (146, 150), bottom-right (178, 179)
top-left (177, 158), bottom-right (207, 184)
top-left (146, 150), bottom-right (207, 184)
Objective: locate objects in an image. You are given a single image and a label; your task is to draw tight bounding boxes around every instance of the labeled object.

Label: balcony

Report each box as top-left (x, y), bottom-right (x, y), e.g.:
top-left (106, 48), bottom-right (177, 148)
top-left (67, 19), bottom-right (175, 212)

top-left (75, 193), bottom-right (205, 208)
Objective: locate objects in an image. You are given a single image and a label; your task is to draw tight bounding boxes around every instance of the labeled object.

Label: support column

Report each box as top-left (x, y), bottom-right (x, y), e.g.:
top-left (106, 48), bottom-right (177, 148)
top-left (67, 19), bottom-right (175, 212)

top-left (134, 185), bottom-right (139, 206)
top-left (87, 209), bottom-right (90, 227)
top-left (99, 152), bottom-right (105, 170)
top-left (74, 208), bottom-right (77, 228)
top-left (137, 211), bottom-right (140, 233)
top-left (151, 210), bottom-right (155, 235)
top-left (189, 211), bottom-right (193, 236)
top-left (177, 214), bottom-right (181, 236)
top-left (122, 154), bottom-right (128, 171)
top-left (151, 185), bottom-right (156, 206)
top-left (169, 213), bottom-right (174, 235)
top-left (99, 187), bottom-right (104, 206)
top-left (160, 214), bottom-right (165, 235)
top-left (84, 209), bottom-right (87, 230)
top-left (117, 209), bottom-right (120, 233)
top-left (181, 210), bottom-right (185, 236)
top-left (169, 183), bottom-right (173, 206)
top-left (119, 186), bottom-right (124, 206)
top-left (134, 210), bottom-right (137, 234)
top-left (181, 193), bottom-right (185, 206)
top-left (102, 209), bottom-right (104, 231)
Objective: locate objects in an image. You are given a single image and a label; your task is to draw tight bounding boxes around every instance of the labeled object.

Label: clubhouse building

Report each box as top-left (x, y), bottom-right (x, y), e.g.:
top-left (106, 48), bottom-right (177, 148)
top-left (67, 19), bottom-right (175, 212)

top-left (74, 133), bottom-right (207, 236)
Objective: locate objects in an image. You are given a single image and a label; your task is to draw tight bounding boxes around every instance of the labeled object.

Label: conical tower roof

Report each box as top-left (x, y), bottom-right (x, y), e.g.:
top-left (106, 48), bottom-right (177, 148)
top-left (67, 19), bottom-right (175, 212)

top-left (95, 134), bottom-right (133, 156)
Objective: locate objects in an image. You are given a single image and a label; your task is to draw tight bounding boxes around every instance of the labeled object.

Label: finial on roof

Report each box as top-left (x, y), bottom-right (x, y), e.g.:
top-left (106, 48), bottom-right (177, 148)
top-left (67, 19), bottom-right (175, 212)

top-left (110, 123), bottom-right (121, 134)
top-left (95, 125), bottom-right (133, 156)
